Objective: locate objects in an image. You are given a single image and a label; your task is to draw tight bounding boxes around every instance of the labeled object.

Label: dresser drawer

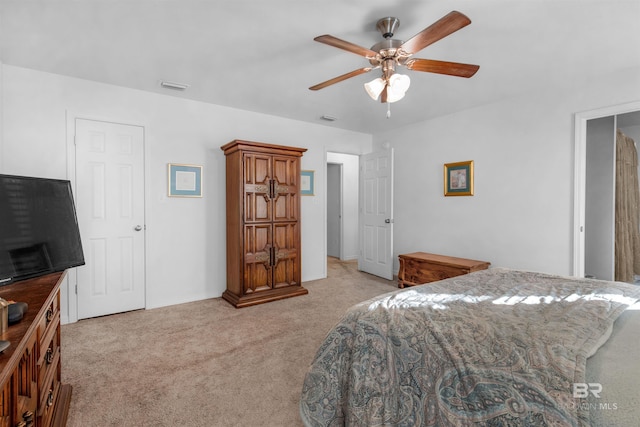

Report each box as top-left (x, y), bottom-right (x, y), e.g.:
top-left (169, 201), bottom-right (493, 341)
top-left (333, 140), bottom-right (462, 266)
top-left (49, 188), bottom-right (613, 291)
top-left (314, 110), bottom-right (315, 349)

top-left (38, 326), bottom-right (60, 386)
top-left (38, 370), bottom-right (60, 427)
top-left (37, 294), bottom-right (59, 346)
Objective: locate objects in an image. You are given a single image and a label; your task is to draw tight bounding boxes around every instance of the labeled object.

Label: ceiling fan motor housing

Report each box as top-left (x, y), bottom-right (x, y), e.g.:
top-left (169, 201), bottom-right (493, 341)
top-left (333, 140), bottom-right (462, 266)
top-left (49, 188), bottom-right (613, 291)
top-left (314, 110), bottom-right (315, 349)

top-left (371, 18), bottom-right (406, 67)
top-left (376, 17), bottom-right (400, 39)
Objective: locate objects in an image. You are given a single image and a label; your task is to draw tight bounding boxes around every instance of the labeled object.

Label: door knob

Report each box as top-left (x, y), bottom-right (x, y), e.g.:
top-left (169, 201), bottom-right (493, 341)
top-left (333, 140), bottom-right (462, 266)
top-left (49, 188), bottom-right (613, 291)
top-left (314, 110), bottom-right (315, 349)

top-left (134, 225), bottom-right (143, 231)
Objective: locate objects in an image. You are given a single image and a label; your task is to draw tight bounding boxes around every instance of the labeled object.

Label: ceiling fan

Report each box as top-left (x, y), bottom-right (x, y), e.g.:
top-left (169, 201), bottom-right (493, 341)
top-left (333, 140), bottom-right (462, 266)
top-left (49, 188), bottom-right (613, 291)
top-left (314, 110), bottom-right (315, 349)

top-left (309, 11), bottom-right (479, 104)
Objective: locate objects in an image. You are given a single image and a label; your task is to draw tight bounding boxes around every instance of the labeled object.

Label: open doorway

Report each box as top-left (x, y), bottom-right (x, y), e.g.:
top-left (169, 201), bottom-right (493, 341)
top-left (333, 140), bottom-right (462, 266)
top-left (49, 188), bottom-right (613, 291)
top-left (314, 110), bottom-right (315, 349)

top-left (326, 152), bottom-right (359, 269)
top-left (327, 163), bottom-right (342, 259)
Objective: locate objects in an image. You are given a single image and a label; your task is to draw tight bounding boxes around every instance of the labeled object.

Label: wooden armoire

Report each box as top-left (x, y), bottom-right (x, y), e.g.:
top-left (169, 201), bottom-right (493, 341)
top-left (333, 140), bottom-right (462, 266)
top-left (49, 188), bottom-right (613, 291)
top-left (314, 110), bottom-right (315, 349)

top-left (220, 140), bottom-right (308, 308)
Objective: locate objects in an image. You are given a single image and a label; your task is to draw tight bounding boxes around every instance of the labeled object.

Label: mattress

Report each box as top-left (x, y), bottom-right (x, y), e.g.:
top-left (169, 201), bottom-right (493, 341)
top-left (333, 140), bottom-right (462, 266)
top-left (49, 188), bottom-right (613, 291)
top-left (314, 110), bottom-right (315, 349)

top-left (300, 268), bottom-right (640, 426)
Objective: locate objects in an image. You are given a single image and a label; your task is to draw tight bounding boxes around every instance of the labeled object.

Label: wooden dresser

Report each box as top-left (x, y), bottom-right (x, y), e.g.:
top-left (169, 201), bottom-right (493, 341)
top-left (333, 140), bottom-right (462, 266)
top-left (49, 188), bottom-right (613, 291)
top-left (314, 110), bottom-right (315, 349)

top-left (398, 252), bottom-right (490, 288)
top-left (221, 140), bottom-right (308, 308)
top-left (0, 272), bottom-right (71, 427)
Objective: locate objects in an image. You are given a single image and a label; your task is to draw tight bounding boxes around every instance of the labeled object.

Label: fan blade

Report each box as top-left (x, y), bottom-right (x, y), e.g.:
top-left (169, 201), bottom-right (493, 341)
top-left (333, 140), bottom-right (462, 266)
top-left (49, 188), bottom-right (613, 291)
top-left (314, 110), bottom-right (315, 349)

top-left (400, 11), bottom-right (471, 55)
top-left (314, 35), bottom-right (379, 59)
top-left (405, 58), bottom-right (479, 78)
top-left (309, 67), bottom-right (374, 91)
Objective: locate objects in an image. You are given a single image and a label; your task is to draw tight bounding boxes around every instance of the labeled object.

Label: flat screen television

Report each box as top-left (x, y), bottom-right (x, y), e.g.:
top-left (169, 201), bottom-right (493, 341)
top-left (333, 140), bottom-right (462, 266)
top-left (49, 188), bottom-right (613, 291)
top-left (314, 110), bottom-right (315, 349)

top-left (0, 174), bottom-right (85, 285)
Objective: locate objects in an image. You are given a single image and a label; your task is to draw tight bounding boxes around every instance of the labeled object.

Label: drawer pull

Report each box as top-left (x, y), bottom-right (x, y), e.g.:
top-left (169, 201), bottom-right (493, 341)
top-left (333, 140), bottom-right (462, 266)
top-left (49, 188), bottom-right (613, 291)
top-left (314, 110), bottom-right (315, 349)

top-left (46, 308), bottom-right (54, 323)
top-left (45, 347), bottom-right (54, 364)
top-left (47, 389), bottom-right (54, 407)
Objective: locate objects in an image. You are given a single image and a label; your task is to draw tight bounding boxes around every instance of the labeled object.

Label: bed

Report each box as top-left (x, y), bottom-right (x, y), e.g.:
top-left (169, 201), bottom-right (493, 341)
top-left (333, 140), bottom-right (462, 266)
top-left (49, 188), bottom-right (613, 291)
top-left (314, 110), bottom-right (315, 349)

top-left (299, 268), bottom-right (640, 426)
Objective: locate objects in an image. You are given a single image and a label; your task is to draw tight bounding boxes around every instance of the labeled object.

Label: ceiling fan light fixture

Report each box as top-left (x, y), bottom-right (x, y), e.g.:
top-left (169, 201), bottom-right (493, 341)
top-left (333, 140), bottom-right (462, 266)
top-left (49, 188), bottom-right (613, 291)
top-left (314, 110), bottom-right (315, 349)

top-left (385, 73), bottom-right (410, 103)
top-left (364, 77), bottom-right (386, 100)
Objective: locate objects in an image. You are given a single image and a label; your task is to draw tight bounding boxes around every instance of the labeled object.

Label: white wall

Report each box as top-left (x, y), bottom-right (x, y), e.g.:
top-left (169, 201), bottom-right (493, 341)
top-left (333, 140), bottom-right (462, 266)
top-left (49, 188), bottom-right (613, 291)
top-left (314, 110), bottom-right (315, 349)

top-left (0, 62), bottom-right (3, 157)
top-left (374, 67), bottom-right (640, 276)
top-left (326, 152), bottom-right (359, 260)
top-left (0, 65), bottom-right (372, 322)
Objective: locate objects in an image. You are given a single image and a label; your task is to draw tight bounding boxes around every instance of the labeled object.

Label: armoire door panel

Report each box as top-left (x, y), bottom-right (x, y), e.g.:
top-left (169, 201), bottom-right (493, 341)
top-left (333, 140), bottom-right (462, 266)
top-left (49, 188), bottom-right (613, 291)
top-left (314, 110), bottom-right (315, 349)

top-left (272, 222), bottom-right (300, 288)
top-left (250, 154), bottom-right (272, 184)
top-left (244, 191), bottom-right (271, 223)
top-left (272, 193), bottom-right (298, 222)
top-left (244, 224), bottom-right (273, 293)
top-left (244, 152), bottom-right (272, 184)
top-left (273, 258), bottom-right (298, 288)
top-left (244, 263), bottom-right (272, 294)
top-left (244, 224), bottom-right (271, 257)
top-left (272, 156), bottom-right (297, 180)
top-left (272, 156), bottom-right (299, 222)
top-left (244, 153), bottom-right (272, 223)
top-left (273, 222), bottom-right (298, 248)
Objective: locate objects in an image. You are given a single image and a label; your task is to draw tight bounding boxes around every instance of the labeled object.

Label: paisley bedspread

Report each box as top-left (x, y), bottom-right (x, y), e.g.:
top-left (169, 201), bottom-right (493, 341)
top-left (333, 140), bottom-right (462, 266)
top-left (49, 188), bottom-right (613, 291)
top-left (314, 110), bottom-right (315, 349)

top-left (299, 268), bottom-right (640, 426)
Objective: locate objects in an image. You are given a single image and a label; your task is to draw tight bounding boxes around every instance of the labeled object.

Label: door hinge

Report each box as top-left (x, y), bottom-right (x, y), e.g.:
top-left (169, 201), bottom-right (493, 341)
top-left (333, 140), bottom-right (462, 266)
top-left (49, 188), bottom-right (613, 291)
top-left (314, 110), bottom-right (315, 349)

top-left (75, 284), bottom-right (78, 294)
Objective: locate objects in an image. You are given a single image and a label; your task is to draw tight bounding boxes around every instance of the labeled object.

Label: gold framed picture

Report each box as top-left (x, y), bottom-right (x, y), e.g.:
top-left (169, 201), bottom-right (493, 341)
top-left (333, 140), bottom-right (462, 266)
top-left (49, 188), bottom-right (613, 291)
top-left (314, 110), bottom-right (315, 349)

top-left (444, 160), bottom-right (474, 196)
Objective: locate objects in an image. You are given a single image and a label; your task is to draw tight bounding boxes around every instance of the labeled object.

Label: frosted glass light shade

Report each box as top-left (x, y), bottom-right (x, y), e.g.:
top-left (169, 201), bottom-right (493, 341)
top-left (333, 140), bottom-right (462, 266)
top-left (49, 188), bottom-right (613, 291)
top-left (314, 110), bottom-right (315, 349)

top-left (386, 74), bottom-right (411, 103)
top-left (364, 77), bottom-right (386, 100)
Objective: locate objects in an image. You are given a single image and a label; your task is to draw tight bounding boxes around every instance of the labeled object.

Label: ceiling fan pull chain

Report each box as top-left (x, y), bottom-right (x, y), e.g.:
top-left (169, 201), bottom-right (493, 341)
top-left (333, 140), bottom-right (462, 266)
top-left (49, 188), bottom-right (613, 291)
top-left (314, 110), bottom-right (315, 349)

top-left (386, 102), bottom-right (391, 119)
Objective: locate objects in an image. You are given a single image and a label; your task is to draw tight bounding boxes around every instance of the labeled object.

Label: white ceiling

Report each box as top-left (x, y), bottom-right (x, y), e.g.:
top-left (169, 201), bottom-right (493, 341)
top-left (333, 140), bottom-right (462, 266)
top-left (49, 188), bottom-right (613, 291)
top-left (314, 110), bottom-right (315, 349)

top-left (1, 0), bottom-right (639, 134)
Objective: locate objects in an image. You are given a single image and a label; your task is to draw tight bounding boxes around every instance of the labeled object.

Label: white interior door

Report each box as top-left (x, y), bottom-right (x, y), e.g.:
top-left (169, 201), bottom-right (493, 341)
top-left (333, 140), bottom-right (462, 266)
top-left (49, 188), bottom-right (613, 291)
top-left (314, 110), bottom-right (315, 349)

top-left (75, 118), bottom-right (145, 319)
top-left (359, 149), bottom-right (393, 280)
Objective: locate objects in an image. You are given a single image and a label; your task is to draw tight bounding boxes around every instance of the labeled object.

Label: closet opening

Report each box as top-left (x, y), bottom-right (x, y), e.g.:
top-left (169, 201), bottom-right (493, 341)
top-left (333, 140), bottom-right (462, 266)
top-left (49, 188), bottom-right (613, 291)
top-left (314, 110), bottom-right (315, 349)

top-left (575, 104), bottom-right (640, 282)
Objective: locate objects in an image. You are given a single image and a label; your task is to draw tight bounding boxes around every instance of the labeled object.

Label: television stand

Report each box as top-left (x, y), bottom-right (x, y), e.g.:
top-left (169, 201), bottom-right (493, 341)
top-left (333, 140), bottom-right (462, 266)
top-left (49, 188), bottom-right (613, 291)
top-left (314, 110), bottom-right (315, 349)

top-left (0, 271), bottom-right (71, 426)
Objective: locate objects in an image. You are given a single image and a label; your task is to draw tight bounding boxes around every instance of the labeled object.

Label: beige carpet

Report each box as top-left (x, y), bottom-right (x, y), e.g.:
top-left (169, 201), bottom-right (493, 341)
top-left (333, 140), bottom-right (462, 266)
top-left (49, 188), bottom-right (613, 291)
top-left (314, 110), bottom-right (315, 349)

top-left (61, 258), bottom-right (397, 426)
